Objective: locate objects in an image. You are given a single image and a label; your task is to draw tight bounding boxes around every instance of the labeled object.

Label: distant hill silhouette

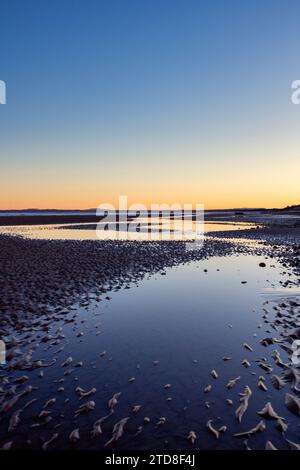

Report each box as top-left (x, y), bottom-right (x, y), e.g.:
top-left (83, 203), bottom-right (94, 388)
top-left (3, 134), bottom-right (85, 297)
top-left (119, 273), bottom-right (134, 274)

top-left (276, 204), bottom-right (300, 212)
top-left (282, 204), bottom-right (300, 210)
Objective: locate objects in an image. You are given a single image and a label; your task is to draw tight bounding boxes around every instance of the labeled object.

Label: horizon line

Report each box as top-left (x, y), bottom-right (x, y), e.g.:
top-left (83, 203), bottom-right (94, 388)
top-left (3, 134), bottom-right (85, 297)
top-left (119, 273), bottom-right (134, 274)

top-left (0, 204), bottom-right (298, 212)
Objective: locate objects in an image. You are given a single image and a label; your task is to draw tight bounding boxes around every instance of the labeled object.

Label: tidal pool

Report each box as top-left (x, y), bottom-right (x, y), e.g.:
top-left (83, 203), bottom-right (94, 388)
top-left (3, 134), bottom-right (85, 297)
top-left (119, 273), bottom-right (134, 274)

top-left (0, 220), bottom-right (256, 241)
top-left (1, 251), bottom-right (299, 450)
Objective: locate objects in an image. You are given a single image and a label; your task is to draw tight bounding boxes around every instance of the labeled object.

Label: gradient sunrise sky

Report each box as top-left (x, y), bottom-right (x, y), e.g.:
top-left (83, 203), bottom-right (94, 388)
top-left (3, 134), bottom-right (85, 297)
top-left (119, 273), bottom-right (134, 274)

top-left (0, 0), bottom-right (299, 210)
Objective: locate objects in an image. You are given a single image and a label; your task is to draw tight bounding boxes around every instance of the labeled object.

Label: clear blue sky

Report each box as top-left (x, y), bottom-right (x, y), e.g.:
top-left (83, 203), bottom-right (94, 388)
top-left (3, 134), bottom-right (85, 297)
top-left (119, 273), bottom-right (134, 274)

top-left (0, 0), bottom-right (299, 208)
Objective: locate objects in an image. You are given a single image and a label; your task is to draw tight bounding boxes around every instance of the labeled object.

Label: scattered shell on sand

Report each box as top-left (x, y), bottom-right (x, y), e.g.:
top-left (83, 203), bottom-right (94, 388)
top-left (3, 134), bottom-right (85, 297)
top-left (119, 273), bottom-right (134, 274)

top-left (156, 417), bottom-right (166, 428)
top-left (187, 431), bottom-right (197, 444)
top-left (69, 428), bottom-right (80, 443)
top-left (75, 400), bottom-right (95, 415)
top-left (265, 440), bottom-right (277, 450)
top-left (0, 386), bottom-right (35, 416)
top-left (276, 418), bottom-right (288, 435)
top-left (104, 417), bottom-right (129, 447)
top-left (286, 439), bottom-right (300, 450)
top-left (23, 398), bottom-right (38, 410)
top-left (258, 380), bottom-right (268, 391)
top-left (8, 409), bottom-right (21, 433)
top-left (234, 420), bottom-right (266, 437)
top-left (108, 392), bottom-right (121, 412)
top-left (272, 350), bottom-right (288, 368)
top-left (43, 398), bottom-right (56, 409)
top-left (243, 440), bottom-right (252, 450)
top-left (226, 377), bottom-right (240, 389)
top-left (61, 356), bottom-right (73, 367)
top-left (31, 416), bottom-right (52, 428)
top-left (219, 425), bottom-right (227, 433)
top-left (260, 337), bottom-right (279, 347)
top-left (134, 425), bottom-right (143, 436)
top-left (257, 361), bottom-right (273, 373)
top-left (1, 441), bottom-right (13, 450)
top-left (91, 420), bottom-right (102, 438)
top-left (14, 376), bottom-right (29, 384)
top-left (206, 419), bottom-right (219, 439)
top-left (75, 386), bottom-right (96, 399)
top-left (39, 410), bottom-right (51, 419)
top-left (42, 433), bottom-right (58, 450)
top-left (271, 375), bottom-right (286, 390)
top-left (9, 349), bottom-right (33, 371)
top-left (282, 368), bottom-right (300, 392)
top-left (257, 402), bottom-right (284, 420)
top-left (91, 414), bottom-right (111, 438)
top-left (235, 386), bottom-right (252, 423)
top-left (242, 359), bottom-right (251, 368)
top-left (132, 405), bottom-right (141, 413)
top-left (285, 393), bottom-right (300, 416)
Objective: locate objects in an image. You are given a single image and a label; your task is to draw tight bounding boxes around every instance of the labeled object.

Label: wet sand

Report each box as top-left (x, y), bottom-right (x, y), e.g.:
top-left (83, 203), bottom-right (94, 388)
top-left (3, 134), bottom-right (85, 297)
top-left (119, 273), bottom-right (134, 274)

top-left (0, 227), bottom-right (299, 450)
top-left (0, 215), bottom-right (104, 226)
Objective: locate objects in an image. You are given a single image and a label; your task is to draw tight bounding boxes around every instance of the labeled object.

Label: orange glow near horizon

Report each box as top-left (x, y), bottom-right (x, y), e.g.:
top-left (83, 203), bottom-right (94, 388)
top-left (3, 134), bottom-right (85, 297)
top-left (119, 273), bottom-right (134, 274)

top-left (1, 143), bottom-right (299, 211)
top-left (1, 182), bottom-right (298, 211)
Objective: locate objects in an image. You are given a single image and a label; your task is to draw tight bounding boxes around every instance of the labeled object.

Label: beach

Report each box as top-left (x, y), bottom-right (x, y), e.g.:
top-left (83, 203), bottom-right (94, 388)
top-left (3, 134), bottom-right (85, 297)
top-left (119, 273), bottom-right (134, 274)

top-left (2, 0), bottom-right (300, 459)
top-left (0, 212), bottom-right (300, 450)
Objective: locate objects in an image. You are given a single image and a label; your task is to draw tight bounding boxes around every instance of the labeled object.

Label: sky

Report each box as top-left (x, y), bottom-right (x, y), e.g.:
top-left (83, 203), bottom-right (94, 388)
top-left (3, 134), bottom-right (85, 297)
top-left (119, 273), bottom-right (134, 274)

top-left (0, 0), bottom-right (299, 210)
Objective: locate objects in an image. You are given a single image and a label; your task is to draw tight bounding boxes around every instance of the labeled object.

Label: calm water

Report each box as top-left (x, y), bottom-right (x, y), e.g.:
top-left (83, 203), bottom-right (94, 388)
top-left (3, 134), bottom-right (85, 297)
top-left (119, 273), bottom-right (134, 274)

top-left (1, 252), bottom-right (299, 450)
top-left (0, 220), bottom-right (256, 241)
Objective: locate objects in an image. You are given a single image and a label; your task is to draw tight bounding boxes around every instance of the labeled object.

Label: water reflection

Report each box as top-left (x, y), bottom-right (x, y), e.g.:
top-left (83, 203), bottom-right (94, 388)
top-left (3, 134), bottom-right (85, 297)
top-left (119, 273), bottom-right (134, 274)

top-left (1, 253), bottom-right (298, 450)
top-left (0, 219), bottom-right (256, 241)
